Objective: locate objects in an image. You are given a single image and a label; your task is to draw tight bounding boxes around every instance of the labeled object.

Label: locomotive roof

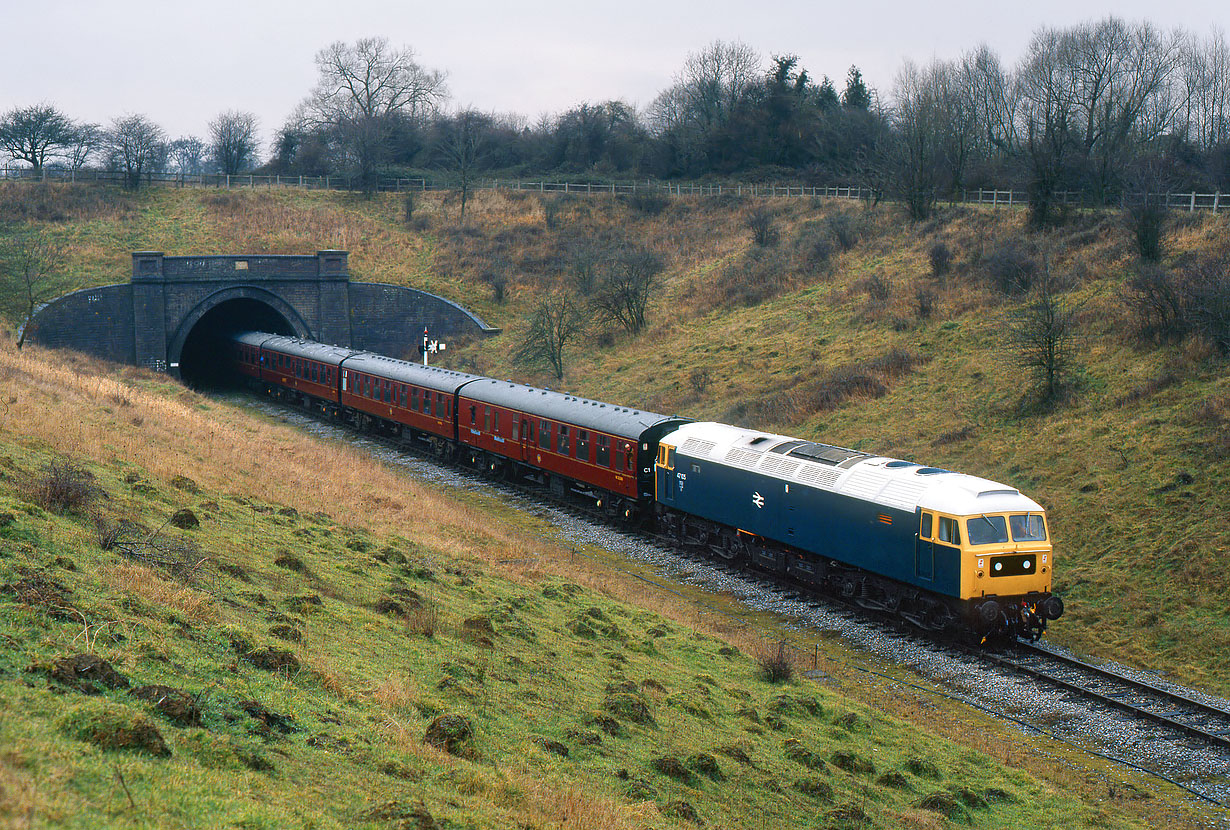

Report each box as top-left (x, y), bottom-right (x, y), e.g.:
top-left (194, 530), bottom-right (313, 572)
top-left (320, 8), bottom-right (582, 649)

top-left (663, 421), bottom-right (1044, 517)
top-left (460, 378), bottom-right (682, 441)
top-left (340, 351), bottom-right (487, 394)
top-left (238, 332), bottom-right (359, 364)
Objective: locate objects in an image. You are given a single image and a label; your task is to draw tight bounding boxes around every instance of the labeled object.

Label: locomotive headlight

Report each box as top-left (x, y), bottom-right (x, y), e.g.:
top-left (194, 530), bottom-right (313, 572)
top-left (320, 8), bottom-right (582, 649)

top-left (1023, 559), bottom-right (1031, 570)
top-left (993, 562), bottom-right (1002, 572)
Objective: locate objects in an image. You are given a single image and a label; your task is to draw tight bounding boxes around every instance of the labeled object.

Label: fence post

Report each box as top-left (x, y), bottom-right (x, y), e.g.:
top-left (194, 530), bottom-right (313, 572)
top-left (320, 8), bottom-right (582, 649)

top-left (1191, 192), bottom-right (1196, 212)
top-left (1215, 192), bottom-right (1221, 214)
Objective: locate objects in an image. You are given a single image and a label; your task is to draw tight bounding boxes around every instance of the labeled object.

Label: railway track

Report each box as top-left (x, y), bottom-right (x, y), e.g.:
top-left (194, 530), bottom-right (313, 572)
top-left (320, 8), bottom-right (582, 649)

top-left (981, 641), bottom-right (1230, 753)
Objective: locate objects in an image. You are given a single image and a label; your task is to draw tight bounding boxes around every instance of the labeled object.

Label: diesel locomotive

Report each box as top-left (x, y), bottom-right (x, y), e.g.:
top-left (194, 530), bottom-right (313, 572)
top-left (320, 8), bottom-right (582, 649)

top-left (227, 331), bottom-right (1063, 641)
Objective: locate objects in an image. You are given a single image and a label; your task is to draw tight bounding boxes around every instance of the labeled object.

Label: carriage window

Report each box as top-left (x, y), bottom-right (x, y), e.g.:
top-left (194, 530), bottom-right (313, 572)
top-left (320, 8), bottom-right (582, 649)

top-left (512, 420), bottom-right (520, 440)
top-left (423, 390), bottom-right (432, 411)
top-left (558, 425), bottom-right (570, 456)
top-left (577, 430), bottom-right (590, 462)
top-left (470, 405), bottom-right (477, 425)
top-left (626, 443), bottom-right (636, 471)
top-left (596, 435), bottom-right (610, 467)
top-left (493, 410), bottom-right (500, 433)
top-left (484, 406), bottom-right (491, 432)
top-left (400, 385), bottom-right (407, 408)
top-left (938, 516), bottom-right (961, 545)
top-left (411, 387), bottom-right (419, 411)
top-left (920, 512), bottom-right (933, 539)
top-left (539, 421), bottom-right (551, 449)
top-left (384, 381), bottom-right (391, 403)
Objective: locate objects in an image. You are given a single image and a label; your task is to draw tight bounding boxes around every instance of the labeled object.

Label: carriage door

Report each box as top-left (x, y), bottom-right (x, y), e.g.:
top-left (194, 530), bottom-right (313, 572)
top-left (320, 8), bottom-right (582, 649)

top-left (916, 512), bottom-right (935, 580)
top-left (520, 419), bottom-right (532, 462)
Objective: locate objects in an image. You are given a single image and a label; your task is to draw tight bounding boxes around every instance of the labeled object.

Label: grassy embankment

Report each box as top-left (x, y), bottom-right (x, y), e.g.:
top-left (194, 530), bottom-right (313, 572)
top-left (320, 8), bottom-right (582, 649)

top-left (11, 181), bottom-right (1215, 695)
top-left (2, 341), bottom-right (1199, 828)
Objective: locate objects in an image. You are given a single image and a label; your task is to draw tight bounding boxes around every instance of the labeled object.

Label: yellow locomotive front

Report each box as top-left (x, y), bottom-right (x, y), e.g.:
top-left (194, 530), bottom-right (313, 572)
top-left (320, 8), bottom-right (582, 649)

top-left (957, 510), bottom-right (1062, 638)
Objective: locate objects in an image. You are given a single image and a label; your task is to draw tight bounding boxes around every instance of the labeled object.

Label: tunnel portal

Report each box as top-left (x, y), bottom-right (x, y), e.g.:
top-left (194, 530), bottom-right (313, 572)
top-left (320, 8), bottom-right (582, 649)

top-left (177, 298), bottom-right (296, 388)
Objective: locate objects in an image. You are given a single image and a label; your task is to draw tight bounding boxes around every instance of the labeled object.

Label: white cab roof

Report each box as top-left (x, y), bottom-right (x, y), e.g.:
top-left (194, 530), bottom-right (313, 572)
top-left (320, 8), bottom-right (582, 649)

top-left (663, 421), bottom-right (1044, 516)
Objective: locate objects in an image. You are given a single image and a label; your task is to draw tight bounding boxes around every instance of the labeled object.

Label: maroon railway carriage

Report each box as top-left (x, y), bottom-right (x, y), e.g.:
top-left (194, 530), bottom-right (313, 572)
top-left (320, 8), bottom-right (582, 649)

top-left (250, 335), bottom-right (357, 409)
top-left (229, 331), bottom-right (268, 382)
top-left (338, 352), bottom-right (484, 445)
top-left (457, 378), bottom-right (687, 519)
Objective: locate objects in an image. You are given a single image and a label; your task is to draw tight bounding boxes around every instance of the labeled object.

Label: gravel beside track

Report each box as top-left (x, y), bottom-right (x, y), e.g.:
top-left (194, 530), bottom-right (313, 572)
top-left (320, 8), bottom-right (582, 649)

top-left (241, 395), bottom-right (1230, 822)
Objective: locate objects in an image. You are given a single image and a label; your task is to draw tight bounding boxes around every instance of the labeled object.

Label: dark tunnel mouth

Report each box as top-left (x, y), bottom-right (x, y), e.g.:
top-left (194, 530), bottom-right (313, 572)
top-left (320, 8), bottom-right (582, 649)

top-left (178, 299), bottom-right (296, 388)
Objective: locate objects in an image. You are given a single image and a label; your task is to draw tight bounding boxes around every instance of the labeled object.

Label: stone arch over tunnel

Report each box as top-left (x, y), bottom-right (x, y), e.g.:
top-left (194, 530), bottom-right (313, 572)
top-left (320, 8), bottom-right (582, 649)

top-left (172, 287), bottom-right (311, 387)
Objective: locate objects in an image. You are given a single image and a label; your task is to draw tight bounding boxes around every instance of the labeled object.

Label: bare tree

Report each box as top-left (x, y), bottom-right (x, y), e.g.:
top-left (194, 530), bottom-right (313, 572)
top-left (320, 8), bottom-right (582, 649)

top-left (65, 122), bottom-right (101, 171)
top-left (208, 110), bottom-right (259, 175)
top-left (648, 40), bottom-right (760, 171)
top-left (893, 57), bottom-right (987, 217)
top-left (1, 232), bottom-right (68, 348)
top-left (513, 291), bottom-right (586, 380)
top-left (106, 114), bottom-right (165, 189)
top-left (591, 248), bottom-right (664, 335)
top-left (1006, 263), bottom-right (1081, 406)
top-left (0, 103), bottom-right (75, 171)
top-left (301, 37), bottom-right (447, 192)
top-left (435, 109), bottom-right (488, 223)
top-left (168, 136), bottom-right (207, 176)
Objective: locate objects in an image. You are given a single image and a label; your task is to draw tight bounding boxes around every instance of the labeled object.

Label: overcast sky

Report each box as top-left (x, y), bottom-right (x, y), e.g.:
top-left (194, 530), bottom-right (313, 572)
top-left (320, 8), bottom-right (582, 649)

top-left (3, 0), bottom-right (1227, 153)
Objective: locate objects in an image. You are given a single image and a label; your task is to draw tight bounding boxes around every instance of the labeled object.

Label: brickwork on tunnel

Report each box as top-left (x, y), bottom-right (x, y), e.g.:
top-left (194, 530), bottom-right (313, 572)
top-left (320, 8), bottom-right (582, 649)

top-left (23, 251), bottom-right (498, 377)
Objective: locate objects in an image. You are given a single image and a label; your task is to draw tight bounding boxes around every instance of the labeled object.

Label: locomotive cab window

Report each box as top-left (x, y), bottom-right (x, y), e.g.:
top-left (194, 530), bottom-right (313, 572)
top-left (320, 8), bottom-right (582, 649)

top-left (967, 515), bottom-right (1008, 545)
top-left (920, 512), bottom-right (933, 539)
top-left (1010, 513), bottom-right (1047, 542)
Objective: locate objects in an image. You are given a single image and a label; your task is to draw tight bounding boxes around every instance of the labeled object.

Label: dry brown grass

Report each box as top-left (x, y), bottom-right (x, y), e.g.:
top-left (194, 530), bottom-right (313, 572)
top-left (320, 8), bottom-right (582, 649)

top-left (98, 563), bottom-right (215, 623)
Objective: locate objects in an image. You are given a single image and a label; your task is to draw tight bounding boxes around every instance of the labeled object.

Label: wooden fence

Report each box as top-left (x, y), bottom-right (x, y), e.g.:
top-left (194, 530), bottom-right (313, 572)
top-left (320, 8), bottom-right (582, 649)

top-left (0, 166), bottom-right (1223, 212)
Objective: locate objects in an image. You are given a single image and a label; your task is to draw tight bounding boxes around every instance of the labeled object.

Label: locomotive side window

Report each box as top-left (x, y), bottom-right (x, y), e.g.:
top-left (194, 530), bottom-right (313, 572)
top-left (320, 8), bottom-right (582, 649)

top-left (937, 516), bottom-right (961, 545)
top-left (596, 435), bottom-right (610, 467)
top-left (539, 421), bottom-right (551, 449)
top-left (920, 512), bottom-right (933, 539)
top-left (558, 425), bottom-right (570, 456)
top-left (577, 430), bottom-right (590, 462)
top-left (1010, 514), bottom-right (1047, 541)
